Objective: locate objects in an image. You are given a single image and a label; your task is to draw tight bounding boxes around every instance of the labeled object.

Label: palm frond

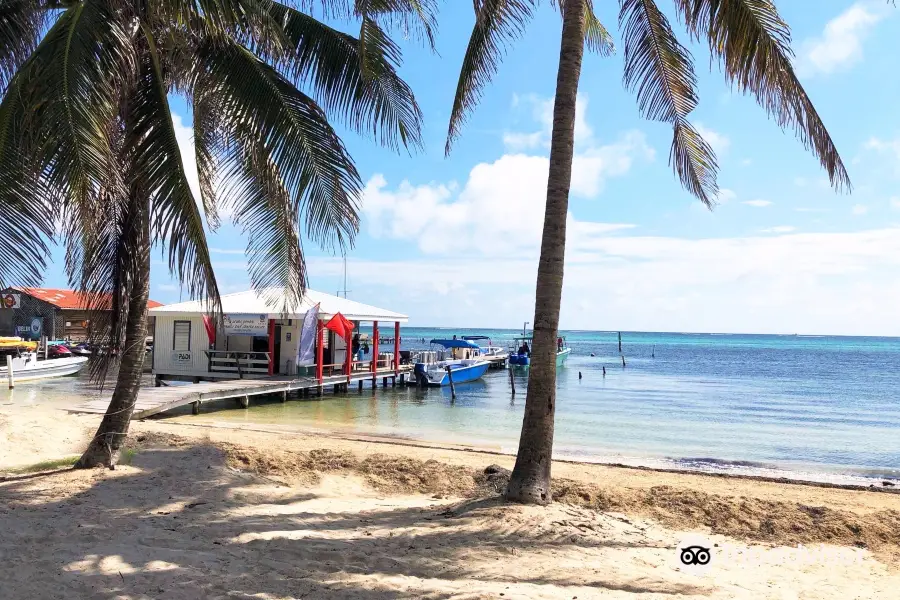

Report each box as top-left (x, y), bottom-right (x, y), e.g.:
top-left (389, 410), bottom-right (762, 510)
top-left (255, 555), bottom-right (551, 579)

top-left (446, 0), bottom-right (537, 155)
top-left (0, 0), bottom-right (50, 94)
top-left (674, 0), bottom-right (850, 191)
top-left (197, 36), bottom-right (362, 308)
top-left (229, 136), bottom-right (307, 314)
top-left (354, 0), bottom-right (438, 49)
top-left (584, 0), bottom-right (615, 55)
top-left (620, 0), bottom-right (718, 205)
top-left (268, 3), bottom-right (423, 150)
top-left (132, 25), bottom-right (222, 315)
top-left (552, 0), bottom-right (616, 55)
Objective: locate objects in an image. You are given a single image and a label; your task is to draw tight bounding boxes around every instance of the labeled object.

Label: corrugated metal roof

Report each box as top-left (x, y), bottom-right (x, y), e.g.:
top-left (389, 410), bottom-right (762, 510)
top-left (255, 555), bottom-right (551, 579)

top-left (15, 287), bottom-right (163, 310)
top-left (148, 288), bottom-right (407, 323)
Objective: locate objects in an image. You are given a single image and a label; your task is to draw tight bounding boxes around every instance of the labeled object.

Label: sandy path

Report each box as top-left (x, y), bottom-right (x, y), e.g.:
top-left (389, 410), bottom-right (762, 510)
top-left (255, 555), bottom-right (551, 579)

top-left (2, 440), bottom-right (897, 599)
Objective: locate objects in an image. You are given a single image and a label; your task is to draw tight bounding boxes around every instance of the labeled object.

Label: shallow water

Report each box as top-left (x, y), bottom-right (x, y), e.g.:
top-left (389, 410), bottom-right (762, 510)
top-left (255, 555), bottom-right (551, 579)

top-left (5, 329), bottom-right (900, 483)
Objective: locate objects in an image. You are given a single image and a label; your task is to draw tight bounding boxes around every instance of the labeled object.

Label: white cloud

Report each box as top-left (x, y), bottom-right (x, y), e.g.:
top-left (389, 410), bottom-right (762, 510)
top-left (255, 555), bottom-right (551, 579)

top-left (865, 136), bottom-right (900, 171)
top-left (799, 2), bottom-right (888, 76)
top-left (694, 122), bottom-right (730, 155)
top-left (852, 204), bottom-right (869, 215)
top-left (743, 199), bottom-right (773, 208)
top-left (312, 228), bottom-right (900, 335)
top-left (157, 283), bottom-right (179, 292)
top-left (503, 93), bottom-right (593, 151)
top-left (890, 197), bottom-right (900, 210)
top-left (171, 113), bottom-right (200, 202)
top-left (760, 226), bottom-right (796, 234)
top-left (718, 188), bottom-right (737, 203)
top-left (364, 130), bottom-right (653, 255)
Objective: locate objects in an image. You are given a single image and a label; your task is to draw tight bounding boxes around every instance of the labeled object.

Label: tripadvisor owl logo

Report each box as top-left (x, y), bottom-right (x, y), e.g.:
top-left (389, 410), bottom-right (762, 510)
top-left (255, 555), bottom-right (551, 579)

top-left (680, 545), bottom-right (711, 566)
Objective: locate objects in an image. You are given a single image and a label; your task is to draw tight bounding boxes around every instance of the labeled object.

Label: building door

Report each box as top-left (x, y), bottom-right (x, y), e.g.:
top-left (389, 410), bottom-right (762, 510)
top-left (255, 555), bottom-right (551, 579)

top-left (273, 325), bottom-right (282, 374)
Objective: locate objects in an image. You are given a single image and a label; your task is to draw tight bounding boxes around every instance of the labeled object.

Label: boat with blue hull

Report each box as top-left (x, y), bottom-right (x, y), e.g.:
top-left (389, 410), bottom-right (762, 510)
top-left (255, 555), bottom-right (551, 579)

top-left (413, 339), bottom-right (491, 387)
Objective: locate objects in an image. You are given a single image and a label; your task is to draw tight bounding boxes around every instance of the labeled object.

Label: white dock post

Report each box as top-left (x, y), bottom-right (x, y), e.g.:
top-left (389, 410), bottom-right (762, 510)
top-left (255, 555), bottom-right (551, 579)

top-left (6, 355), bottom-right (15, 389)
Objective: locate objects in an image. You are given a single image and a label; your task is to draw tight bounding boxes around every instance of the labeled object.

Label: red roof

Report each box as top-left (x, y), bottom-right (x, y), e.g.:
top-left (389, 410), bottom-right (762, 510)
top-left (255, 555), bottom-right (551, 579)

top-left (15, 288), bottom-right (163, 310)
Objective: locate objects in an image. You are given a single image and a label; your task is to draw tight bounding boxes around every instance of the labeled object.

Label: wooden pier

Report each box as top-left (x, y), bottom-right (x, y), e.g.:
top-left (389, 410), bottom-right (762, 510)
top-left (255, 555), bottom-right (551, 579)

top-left (70, 367), bottom-right (411, 420)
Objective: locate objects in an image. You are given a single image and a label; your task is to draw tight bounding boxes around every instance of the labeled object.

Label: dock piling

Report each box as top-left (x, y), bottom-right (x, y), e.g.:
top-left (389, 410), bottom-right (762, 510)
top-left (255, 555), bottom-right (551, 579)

top-left (445, 366), bottom-right (456, 400)
top-left (508, 369), bottom-right (515, 395)
top-left (192, 400), bottom-right (200, 415)
top-left (6, 355), bottom-right (14, 389)
top-left (240, 396), bottom-right (250, 409)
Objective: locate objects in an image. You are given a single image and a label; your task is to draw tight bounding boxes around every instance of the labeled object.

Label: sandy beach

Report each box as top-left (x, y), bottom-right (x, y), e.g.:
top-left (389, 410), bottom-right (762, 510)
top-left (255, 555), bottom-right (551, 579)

top-left (2, 402), bottom-right (900, 598)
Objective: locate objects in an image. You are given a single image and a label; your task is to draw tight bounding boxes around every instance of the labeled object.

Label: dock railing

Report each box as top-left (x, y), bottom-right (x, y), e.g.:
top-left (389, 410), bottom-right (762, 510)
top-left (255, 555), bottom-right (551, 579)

top-left (205, 350), bottom-right (271, 378)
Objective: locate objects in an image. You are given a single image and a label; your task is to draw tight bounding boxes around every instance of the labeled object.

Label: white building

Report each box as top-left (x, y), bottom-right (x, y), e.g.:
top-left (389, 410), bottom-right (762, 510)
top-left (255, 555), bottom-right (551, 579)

top-left (149, 288), bottom-right (407, 384)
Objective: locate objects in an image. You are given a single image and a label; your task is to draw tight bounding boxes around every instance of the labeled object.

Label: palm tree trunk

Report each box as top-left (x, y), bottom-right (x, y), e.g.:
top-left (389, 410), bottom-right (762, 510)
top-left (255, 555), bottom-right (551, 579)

top-left (75, 193), bottom-right (151, 469)
top-left (506, 0), bottom-right (586, 504)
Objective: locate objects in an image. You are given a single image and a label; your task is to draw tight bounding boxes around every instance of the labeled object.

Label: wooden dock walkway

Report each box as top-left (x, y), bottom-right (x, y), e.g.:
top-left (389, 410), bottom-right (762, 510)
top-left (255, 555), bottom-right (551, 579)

top-left (70, 368), bottom-right (411, 419)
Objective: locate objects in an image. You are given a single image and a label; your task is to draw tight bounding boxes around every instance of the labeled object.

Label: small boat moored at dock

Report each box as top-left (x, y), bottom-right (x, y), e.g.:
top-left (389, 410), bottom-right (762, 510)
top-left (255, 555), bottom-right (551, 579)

top-left (3, 350), bottom-right (88, 382)
top-left (509, 335), bottom-right (571, 368)
top-left (412, 339), bottom-right (490, 387)
top-left (462, 335), bottom-right (508, 368)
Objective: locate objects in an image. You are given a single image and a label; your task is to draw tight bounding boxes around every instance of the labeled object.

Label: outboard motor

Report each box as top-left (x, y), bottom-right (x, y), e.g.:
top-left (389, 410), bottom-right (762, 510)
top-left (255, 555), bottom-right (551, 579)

top-left (414, 362), bottom-right (428, 387)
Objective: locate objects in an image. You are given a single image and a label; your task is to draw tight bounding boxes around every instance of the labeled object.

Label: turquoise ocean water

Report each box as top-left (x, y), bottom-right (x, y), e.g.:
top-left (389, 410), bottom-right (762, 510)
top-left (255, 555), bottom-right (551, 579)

top-left (178, 328), bottom-right (900, 484)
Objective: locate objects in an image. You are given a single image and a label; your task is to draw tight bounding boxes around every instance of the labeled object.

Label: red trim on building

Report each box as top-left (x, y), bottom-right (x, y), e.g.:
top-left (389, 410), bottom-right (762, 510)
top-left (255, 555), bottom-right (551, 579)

top-left (394, 321), bottom-right (400, 376)
top-left (372, 321), bottom-right (379, 382)
top-left (267, 319), bottom-right (276, 376)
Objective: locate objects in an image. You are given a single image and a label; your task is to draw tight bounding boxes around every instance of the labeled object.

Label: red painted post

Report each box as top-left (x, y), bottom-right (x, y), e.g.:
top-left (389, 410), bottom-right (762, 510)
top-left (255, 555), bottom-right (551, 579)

top-left (267, 319), bottom-right (275, 376)
top-left (394, 321), bottom-right (400, 376)
top-left (316, 319), bottom-right (324, 384)
top-left (372, 321), bottom-right (379, 384)
top-left (345, 332), bottom-right (352, 384)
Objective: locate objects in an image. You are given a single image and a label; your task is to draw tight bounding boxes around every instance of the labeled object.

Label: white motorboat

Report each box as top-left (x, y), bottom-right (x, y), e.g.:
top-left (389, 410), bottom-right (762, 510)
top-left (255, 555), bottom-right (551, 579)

top-left (4, 351), bottom-right (88, 382)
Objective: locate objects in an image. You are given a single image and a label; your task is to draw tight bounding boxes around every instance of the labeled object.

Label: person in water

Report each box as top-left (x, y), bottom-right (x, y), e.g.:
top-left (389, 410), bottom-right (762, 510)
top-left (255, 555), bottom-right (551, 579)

top-left (602, 366), bottom-right (606, 377)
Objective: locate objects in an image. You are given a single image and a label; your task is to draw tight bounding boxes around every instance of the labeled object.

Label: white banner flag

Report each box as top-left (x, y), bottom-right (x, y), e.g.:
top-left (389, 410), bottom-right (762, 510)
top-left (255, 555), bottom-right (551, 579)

top-left (297, 303), bottom-right (319, 366)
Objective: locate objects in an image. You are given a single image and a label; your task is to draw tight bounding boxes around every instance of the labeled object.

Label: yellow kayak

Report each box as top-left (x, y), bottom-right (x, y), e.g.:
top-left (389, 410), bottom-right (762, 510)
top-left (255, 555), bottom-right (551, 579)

top-left (0, 337), bottom-right (39, 352)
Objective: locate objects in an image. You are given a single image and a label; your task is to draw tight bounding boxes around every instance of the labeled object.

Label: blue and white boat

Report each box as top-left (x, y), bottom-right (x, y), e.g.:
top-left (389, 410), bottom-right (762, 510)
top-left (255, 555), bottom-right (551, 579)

top-left (413, 339), bottom-right (490, 387)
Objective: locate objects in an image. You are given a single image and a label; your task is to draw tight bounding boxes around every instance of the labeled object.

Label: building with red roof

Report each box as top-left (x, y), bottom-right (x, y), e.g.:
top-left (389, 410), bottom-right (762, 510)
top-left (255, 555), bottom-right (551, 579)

top-left (0, 286), bottom-right (161, 341)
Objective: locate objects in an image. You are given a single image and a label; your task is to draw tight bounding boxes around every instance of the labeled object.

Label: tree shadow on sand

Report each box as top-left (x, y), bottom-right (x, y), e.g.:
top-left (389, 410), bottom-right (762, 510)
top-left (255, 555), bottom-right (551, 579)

top-left (0, 441), bottom-right (714, 599)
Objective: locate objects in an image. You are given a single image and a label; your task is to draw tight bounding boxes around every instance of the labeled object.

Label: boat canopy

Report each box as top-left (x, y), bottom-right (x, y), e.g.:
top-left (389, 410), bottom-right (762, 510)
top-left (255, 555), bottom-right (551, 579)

top-left (430, 339), bottom-right (480, 349)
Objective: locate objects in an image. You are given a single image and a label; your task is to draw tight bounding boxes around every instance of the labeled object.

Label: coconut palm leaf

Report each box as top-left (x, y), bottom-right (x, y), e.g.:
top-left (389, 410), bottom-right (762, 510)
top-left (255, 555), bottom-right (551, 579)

top-left (0, 0), bottom-right (51, 94)
top-left (583, 0), bottom-right (615, 55)
top-left (552, 0), bottom-right (616, 55)
top-left (228, 136), bottom-right (307, 314)
top-left (620, 0), bottom-right (718, 205)
top-left (269, 3), bottom-right (423, 150)
top-left (446, 0), bottom-right (537, 154)
top-left (674, 0), bottom-right (850, 191)
top-left (131, 25), bottom-right (222, 314)
top-left (196, 36), bottom-right (361, 309)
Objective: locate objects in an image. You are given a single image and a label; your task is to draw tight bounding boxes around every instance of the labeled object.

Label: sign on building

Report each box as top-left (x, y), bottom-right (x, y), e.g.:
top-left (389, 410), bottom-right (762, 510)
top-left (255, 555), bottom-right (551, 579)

top-left (1, 293), bottom-right (20, 309)
top-left (223, 313), bottom-right (268, 336)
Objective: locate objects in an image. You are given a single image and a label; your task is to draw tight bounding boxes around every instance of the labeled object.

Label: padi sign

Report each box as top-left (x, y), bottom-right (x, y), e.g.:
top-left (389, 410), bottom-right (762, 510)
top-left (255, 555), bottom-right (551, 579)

top-left (223, 313), bottom-right (268, 336)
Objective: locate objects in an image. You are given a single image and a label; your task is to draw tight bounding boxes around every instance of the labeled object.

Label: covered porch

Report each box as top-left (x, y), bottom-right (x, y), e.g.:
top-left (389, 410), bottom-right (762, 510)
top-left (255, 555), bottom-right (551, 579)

top-left (149, 288), bottom-right (408, 388)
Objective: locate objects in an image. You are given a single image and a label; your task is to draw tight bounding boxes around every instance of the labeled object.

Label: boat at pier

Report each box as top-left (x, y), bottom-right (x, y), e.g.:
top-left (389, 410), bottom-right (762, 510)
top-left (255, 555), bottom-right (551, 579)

top-left (412, 339), bottom-right (490, 387)
top-left (1, 338), bottom-right (88, 382)
top-left (508, 335), bottom-right (571, 368)
top-left (461, 335), bottom-right (508, 368)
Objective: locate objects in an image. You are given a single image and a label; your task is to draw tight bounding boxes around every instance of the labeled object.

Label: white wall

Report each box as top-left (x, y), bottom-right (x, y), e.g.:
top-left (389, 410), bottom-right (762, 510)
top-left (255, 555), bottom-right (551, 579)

top-left (279, 320), bottom-right (300, 374)
top-left (152, 315), bottom-right (211, 374)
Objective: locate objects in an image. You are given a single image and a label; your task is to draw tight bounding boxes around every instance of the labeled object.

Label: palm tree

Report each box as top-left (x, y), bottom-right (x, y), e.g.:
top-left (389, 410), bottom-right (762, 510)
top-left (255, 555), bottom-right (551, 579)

top-left (0, 0), bottom-right (433, 467)
top-left (447, 0), bottom-right (850, 504)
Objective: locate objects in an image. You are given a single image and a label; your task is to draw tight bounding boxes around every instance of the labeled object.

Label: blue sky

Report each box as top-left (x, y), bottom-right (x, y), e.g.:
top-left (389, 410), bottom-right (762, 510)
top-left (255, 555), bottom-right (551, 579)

top-left (38, 1), bottom-right (900, 334)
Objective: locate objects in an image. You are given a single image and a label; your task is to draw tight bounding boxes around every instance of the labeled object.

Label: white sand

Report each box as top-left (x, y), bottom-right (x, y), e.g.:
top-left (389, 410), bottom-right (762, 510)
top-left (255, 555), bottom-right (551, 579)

top-left (1, 406), bottom-right (899, 598)
top-left (2, 441), bottom-right (898, 599)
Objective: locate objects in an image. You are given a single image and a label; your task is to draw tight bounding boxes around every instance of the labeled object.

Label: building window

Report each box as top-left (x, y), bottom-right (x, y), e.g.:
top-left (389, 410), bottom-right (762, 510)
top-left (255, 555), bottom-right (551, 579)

top-left (174, 320), bottom-right (191, 351)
